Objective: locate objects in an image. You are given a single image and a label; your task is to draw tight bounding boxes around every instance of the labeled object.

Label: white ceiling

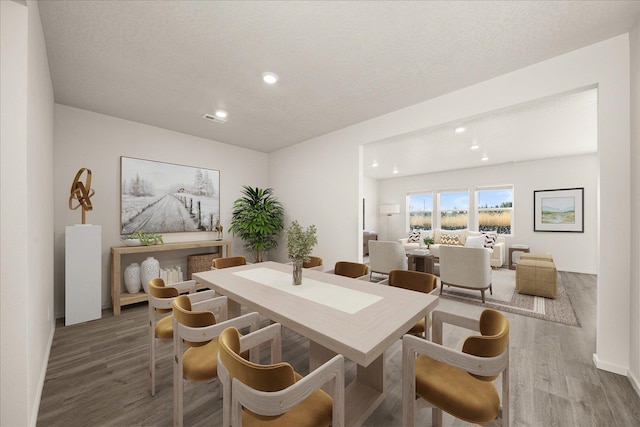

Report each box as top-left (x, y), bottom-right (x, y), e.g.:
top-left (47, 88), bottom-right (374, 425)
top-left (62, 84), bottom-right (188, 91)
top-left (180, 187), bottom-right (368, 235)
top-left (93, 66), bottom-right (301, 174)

top-left (364, 88), bottom-right (598, 179)
top-left (38, 1), bottom-right (639, 172)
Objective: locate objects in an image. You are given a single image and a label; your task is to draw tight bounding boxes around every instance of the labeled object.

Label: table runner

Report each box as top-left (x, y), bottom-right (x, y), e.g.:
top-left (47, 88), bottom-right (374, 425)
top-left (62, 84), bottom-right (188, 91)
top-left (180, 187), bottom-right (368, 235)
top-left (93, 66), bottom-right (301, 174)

top-left (233, 267), bottom-right (382, 314)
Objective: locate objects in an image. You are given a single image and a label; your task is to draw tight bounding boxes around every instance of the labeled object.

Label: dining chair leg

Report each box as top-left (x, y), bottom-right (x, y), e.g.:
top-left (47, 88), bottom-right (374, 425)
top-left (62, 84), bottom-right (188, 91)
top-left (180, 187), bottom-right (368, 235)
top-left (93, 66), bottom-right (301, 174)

top-left (149, 305), bottom-right (156, 396)
top-left (432, 406), bottom-right (444, 427)
top-left (173, 332), bottom-right (182, 427)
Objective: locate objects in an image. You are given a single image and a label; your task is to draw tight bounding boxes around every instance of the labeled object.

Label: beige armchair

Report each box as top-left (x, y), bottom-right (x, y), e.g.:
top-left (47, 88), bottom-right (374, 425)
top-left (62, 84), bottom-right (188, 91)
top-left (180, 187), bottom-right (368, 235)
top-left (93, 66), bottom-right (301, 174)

top-left (368, 240), bottom-right (408, 279)
top-left (402, 309), bottom-right (510, 426)
top-left (439, 245), bottom-right (492, 302)
top-left (218, 324), bottom-right (345, 427)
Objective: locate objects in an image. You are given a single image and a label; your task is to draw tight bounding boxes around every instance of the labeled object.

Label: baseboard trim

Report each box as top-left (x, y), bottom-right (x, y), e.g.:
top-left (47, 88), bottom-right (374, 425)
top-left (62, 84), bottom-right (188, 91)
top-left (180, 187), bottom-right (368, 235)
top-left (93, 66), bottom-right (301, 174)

top-left (31, 321), bottom-right (55, 426)
top-left (592, 353), bottom-right (628, 375)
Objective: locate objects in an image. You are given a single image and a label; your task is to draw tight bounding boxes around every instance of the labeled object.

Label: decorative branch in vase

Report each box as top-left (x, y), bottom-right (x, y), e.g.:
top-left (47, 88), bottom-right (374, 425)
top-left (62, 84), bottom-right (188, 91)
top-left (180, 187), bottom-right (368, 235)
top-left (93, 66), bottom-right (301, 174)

top-left (286, 220), bottom-right (318, 285)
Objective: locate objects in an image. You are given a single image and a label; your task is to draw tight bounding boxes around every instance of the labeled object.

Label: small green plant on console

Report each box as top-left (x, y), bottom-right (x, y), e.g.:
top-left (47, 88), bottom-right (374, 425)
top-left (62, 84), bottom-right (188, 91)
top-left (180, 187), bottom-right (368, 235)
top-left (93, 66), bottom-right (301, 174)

top-left (128, 230), bottom-right (164, 246)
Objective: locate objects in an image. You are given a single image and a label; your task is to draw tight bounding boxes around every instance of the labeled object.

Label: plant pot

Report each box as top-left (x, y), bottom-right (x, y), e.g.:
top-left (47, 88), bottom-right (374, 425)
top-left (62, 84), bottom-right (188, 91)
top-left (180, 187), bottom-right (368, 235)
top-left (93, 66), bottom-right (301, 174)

top-left (292, 261), bottom-right (303, 285)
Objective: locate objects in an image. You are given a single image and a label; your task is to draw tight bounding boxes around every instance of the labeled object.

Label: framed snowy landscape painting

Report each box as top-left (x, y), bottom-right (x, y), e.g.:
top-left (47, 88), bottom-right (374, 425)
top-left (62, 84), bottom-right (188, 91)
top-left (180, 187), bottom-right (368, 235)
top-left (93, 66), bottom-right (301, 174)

top-left (120, 157), bottom-right (220, 234)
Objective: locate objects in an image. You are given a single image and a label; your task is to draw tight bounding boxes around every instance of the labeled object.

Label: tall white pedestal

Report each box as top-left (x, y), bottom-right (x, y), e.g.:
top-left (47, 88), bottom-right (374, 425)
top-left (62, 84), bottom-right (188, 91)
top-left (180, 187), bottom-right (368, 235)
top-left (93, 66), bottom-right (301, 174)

top-left (65, 225), bottom-right (101, 326)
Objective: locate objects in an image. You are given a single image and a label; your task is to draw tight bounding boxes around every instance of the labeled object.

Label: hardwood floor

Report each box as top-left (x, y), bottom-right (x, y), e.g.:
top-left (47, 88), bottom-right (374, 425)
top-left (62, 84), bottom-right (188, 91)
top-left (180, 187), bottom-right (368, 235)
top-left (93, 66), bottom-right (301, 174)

top-left (37, 272), bottom-right (640, 426)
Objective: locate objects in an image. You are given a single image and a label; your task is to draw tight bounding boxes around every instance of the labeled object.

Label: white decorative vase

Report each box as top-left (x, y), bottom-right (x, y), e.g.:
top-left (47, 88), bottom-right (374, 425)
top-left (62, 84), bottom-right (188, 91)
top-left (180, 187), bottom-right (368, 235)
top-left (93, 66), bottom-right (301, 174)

top-left (123, 263), bottom-right (141, 294)
top-left (140, 256), bottom-right (160, 293)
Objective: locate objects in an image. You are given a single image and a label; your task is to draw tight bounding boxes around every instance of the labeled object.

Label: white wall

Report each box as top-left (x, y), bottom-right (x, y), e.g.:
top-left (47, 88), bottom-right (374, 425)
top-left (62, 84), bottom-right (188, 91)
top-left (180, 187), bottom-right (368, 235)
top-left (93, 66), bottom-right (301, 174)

top-left (53, 105), bottom-right (269, 316)
top-left (270, 35), bottom-right (632, 376)
top-left (1, 1), bottom-right (55, 425)
top-left (363, 176), bottom-right (378, 234)
top-left (629, 17), bottom-right (640, 394)
top-left (378, 154), bottom-right (597, 273)
top-left (269, 136), bottom-right (363, 266)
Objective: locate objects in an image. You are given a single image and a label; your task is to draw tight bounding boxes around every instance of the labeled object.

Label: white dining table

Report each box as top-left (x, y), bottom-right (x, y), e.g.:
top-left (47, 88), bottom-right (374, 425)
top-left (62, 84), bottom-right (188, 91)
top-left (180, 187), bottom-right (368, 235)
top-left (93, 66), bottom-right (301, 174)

top-left (194, 261), bottom-right (439, 426)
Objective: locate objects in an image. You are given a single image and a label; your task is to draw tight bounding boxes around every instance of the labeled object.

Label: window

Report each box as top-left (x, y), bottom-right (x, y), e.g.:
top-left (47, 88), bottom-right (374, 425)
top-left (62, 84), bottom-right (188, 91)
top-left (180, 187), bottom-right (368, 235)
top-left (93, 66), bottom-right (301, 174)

top-left (439, 190), bottom-right (469, 230)
top-left (408, 193), bottom-right (433, 230)
top-left (476, 186), bottom-right (513, 234)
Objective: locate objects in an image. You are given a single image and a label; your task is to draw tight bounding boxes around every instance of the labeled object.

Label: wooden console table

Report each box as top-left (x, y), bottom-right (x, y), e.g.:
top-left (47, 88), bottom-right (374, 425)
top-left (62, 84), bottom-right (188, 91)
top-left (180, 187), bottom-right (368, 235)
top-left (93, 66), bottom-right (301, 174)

top-left (110, 240), bottom-right (231, 315)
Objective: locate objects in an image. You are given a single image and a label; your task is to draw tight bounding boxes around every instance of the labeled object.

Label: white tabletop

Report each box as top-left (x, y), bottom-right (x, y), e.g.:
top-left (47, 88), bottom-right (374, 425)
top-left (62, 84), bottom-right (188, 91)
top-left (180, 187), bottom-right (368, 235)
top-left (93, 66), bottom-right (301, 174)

top-left (194, 261), bottom-right (439, 367)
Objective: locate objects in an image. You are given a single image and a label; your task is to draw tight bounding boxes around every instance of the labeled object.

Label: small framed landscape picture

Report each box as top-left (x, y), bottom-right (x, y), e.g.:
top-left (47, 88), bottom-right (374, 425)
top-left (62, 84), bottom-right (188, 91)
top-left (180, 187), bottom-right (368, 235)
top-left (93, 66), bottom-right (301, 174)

top-left (534, 187), bottom-right (584, 232)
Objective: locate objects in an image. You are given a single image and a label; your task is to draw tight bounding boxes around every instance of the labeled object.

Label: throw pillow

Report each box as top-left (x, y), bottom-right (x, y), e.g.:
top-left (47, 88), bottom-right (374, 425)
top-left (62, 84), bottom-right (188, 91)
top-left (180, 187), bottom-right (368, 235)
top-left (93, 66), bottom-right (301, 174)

top-left (465, 235), bottom-right (485, 248)
top-left (407, 230), bottom-right (421, 243)
top-left (482, 232), bottom-right (497, 249)
top-left (440, 233), bottom-right (461, 245)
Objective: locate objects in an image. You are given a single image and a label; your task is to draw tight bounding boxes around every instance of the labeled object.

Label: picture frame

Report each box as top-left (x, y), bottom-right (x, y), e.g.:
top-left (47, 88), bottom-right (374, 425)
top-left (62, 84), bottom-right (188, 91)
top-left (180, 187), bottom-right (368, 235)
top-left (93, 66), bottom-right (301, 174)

top-left (120, 156), bottom-right (220, 234)
top-left (534, 187), bottom-right (584, 232)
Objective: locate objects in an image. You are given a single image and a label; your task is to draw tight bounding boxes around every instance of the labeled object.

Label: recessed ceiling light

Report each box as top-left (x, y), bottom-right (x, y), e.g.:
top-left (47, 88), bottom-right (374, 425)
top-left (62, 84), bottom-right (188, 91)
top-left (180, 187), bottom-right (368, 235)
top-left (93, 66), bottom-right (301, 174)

top-left (470, 144), bottom-right (479, 150)
top-left (262, 72), bottom-right (279, 84)
top-left (215, 110), bottom-right (228, 119)
top-left (392, 167), bottom-right (399, 174)
top-left (372, 161), bottom-right (379, 167)
top-left (203, 112), bottom-right (227, 123)
top-left (455, 127), bottom-right (466, 133)
top-left (481, 155), bottom-right (489, 161)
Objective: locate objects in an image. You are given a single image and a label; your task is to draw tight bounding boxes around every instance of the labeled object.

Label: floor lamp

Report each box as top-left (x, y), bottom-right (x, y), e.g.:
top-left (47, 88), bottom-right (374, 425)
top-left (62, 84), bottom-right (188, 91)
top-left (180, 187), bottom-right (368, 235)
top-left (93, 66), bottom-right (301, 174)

top-left (379, 204), bottom-right (400, 240)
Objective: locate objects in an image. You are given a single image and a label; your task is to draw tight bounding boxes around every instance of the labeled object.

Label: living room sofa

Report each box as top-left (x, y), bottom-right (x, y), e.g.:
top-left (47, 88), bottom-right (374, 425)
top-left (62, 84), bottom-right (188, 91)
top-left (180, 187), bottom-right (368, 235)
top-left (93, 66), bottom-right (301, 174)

top-left (399, 228), bottom-right (506, 268)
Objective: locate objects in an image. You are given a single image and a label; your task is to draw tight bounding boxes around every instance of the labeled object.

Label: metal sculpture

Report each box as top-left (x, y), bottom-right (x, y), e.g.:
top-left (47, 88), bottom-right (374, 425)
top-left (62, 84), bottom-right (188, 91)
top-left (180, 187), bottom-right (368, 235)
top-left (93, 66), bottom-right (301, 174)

top-left (68, 168), bottom-right (95, 224)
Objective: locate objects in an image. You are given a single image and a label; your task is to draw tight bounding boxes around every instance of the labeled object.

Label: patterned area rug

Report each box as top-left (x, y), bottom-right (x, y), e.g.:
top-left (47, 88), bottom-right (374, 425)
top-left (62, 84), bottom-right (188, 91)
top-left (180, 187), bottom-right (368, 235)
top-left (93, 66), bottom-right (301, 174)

top-left (438, 268), bottom-right (580, 327)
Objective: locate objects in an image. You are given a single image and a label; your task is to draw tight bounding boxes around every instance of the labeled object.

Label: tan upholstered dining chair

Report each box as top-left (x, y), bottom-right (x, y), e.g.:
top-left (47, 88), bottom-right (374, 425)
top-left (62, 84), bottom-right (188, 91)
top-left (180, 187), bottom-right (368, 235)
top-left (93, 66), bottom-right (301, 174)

top-left (382, 269), bottom-right (437, 339)
top-left (212, 256), bottom-right (247, 269)
top-left (302, 255), bottom-right (323, 270)
top-left (148, 277), bottom-right (203, 396)
top-left (171, 295), bottom-right (261, 427)
top-left (217, 325), bottom-right (345, 427)
top-left (402, 309), bottom-right (510, 427)
top-left (328, 261), bottom-right (370, 279)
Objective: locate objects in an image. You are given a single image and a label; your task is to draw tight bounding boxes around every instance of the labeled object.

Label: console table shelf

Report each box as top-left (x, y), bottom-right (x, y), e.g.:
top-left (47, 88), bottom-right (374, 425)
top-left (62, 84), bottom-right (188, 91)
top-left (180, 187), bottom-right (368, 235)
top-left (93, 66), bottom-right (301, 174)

top-left (110, 240), bottom-right (231, 315)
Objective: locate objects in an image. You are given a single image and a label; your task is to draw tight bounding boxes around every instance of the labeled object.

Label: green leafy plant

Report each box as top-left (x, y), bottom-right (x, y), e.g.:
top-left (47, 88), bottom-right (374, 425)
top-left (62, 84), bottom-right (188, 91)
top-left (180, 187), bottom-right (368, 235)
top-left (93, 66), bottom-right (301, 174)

top-left (423, 237), bottom-right (435, 247)
top-left (229, 186), bottom-right (285, 262)
top-left (127, 230), bottom-right (163, 246)
top-left (286, 221), bottom-right (318, 263)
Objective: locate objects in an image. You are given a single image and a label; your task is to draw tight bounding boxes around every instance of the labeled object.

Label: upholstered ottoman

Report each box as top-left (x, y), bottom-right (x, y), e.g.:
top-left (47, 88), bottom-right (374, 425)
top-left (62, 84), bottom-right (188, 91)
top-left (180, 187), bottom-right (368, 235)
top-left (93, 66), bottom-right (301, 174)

top-left (520, 253), bottom-right (554, 263)
top-left (516, 256), bottom-right (558, 299)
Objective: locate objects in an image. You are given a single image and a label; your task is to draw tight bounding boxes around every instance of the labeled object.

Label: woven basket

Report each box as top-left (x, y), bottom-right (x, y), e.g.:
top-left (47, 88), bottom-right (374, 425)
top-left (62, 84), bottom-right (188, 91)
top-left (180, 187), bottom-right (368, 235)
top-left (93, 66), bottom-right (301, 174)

top-left (187, 252), bottom-right (221, 280)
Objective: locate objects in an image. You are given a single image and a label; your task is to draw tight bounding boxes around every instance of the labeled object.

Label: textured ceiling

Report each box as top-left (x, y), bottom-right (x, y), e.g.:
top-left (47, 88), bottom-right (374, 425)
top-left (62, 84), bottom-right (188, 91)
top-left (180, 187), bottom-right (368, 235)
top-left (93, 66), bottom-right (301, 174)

top-left (38, 1), bottom-right (639, 160)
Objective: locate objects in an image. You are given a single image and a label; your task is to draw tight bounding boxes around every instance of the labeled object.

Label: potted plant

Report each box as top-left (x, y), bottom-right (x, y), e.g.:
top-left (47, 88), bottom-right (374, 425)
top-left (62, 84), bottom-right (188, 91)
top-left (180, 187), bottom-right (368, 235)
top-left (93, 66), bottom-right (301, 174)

top-left (423, 237), bottom-right (435, 249)
top-left (286, 220), bottom-right (318, 285)
top-left (229, 186), bottom-right (285, 262)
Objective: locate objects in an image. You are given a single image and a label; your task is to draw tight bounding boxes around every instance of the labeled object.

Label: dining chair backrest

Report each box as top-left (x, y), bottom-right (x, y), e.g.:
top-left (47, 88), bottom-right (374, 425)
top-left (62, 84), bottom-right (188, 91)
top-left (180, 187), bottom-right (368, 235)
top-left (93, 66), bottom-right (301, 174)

top-left (303, 256), bottom-right (323, 269)
top-left (333, 261), bottom-right (370, 278)
top-left (172, 295), bottom-right (217, 347)
top-left (212, 256), bottom-right (247, 269)
top-left (219, 327), bottom-right (296, 392)
top-left (462, 309), bottom-right (510, 381)
top-left (388, 270), bottom-right (437, 294)
top-left (148, 278), bottom-right (179, 313)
